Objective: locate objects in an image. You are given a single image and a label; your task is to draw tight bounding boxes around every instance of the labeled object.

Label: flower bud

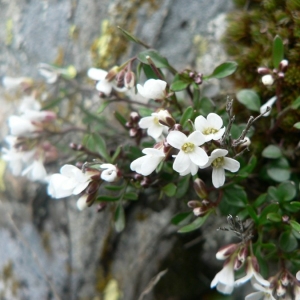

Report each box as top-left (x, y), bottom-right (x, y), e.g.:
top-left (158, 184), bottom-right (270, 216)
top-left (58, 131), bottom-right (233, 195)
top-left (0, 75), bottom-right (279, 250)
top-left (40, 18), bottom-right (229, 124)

top-left (282, 215), bottom-right (289, 223)
top-left (124, 71), bottom-right (135, 88)
top-left (193, 178), bottom-right (208, 199)
top-left (115, 69), bottom-right (126, 88)
top-left (262, 74), bottom-right (274, 86)
top-left (257, 67), bottom-right (270, 75)
top-left (130, 111), bottom-right (140, 122)
top-left (216, 243), bottom-right (238, 260)
top-left (236, 137), bottom-right (251, 153)
top-left (280, 272), bottom-right (289, 286)
top-left (276, 282), bottom-right (286, 297)
top-left (279, 59), bottom-right (288, 72)
top-left (105, 66), bottom-right (119, 81)
top-left (77, 195), bottom-right (88, 211)
top-left (193, 206), bottom-right (209, 217)
top-left (97, 202), bottom-right (107, 212)
top-left (86, 181), bottom-right (100, 194)
top-left (187, 200), bottom-right (201, 208)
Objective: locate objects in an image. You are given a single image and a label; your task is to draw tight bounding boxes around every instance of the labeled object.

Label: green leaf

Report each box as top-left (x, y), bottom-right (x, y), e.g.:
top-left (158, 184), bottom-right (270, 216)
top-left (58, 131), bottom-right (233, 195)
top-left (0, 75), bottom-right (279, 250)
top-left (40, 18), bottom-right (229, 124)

top-left (111, 146), bottom-right (122, 164)
top-left (267, 212), bottom-right (282, 222)
top-left (259, 203), bottom-right (279, 224)
top-left (246, 205), bottom-right (258, 223)
top-left (105, 185), bottom-right (125, 191)
top-left (178, 213), bottom-right (210, 233)
top-left (162, 183), bottom-right (177, 197)
top-left (198, 97), bottom-right (215, 116)
top-left (137, 49), bottom-right (170, 69)
top-left (118, 26), bottom-right (144, 46)
top-left (289, 201), bottom-right (300, 212)
top-left (114, 111), bottom-right (127, 128)
top-left (273, 35), bottom-right (284, 69)
top-left (206, 61), bottom-right (238, 79)
top-left (290, 220), bottom-right (300, 234)
top-left (223, 185), bottom-right (247, 207)
top-left (138, 107), bottom-right (153, 117)
top-left (142, 63), bottom-right (161, 80)
top-left (180, 106), bottom-right (194, 127)
top-left (279, 230), bottom-right (298, 252)
top-left (238, 156), bottom-right (257, 178)
top-left (123, 192), bottom-right (138, 201)
top-left (92, 134), bottom-right (111, 162)
top-left (267, 158), bottom-right (290, 182)
top-left (262, 145), bottom-right (282, 159)
top-left (253, 193), bottom-right (267, 208)
top-left (114, 205), bottom-right (125, 232)
top-left (291, 96), bottom-right (300, 109)
top-left (171, 212), bottom-right (193, 226)
top-left (170, 74), bottom-right (191, 91)
top-left (236, 89), bottom-right (261, 112)
top-left (97, 195), bottom-right (120, 202)
top-left (293, 122), bottom-right (300, 129)
top-left (175, 175), bottom-right (191, 199)
top-left (277, 181), bottom-right (296, 202)
top-left (97, 101), bottom-right (110, 114)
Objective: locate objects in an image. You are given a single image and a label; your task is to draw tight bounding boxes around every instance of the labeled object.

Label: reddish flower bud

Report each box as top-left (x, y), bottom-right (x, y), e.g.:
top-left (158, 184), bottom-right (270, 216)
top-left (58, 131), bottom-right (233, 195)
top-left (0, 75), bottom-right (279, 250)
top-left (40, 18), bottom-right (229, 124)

top-left (257, 67), bottom-right (270, 75)
top-left (124, 71), bottom-right (135, 88)
top-left (279, 59), bottom-right (288, 72)
top-left (216, 243), bottom-right (239, 260)
top-left (193, 178), bottom-right (208, 199)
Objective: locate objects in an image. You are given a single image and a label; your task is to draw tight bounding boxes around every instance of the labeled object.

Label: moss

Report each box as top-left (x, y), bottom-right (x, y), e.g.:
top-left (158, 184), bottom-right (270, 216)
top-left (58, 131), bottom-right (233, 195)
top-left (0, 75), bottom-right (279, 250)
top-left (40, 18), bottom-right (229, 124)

top-left (90, 0), bottom-right (160, 69)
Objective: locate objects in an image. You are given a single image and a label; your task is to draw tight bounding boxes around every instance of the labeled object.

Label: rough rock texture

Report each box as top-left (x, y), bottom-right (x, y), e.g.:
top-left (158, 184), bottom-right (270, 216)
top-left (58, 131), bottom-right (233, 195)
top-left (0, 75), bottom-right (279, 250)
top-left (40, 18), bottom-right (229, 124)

top-left (0, 0), bottom-right (234, 299)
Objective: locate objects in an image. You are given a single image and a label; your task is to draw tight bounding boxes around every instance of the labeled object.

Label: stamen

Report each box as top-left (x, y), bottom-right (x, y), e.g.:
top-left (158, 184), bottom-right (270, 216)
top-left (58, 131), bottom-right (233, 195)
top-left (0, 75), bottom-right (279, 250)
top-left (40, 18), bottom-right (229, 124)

top-left (203, 127), bottom-right (218, 135)
top-left (212, 157), bottom-right (224, 168)
top-left (181, 142), bottom-right (195, 153)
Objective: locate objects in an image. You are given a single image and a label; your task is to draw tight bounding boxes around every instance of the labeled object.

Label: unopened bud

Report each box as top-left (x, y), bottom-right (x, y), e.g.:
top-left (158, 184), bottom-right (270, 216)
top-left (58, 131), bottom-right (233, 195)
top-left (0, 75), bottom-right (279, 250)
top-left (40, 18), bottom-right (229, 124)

top-left (193, 178), bottom-right (208, 199)
top-left (216, 243), bottom-right (238, 260)
top-left (77, 144), bottom-right (85, 151)
top-left (276, 282), bottom-right (286, 297)
top-left (236, 137), bottom-right (251, 153)
top-left (280, 272), bottom-right (289, 286)
top-left (69, 142), bottom-right (78, 150)
top-left (97, 202), bottom-right (107, 212)
top-left (115, 70), bottom-right (126, 88)
top-left (282, 215), bottom-right (289, 223)
top-left (173, 124), bottom-right (182, 131)
top-left (262, 74), bottom-right (274, 86)
top-left (129, 128), bottom-right (138, 137)
top-left (141, 176), bottom-right (151, 187)
top-left (257, 67), bottom-right (270, 75)
top-left (86, 181), bottom-right (100, 194)
top-left (187, 200), bottom-right (201, 208)
top-left (279, 59), bottom-right (288, 72)
top-left (193, 206), bottom-right (209, 217)
top-left (130, 111), bottom-right (140, 122)
top-left (105, 66), bottom-right (119, 81)
top-left (124, 71), bottom-right (135, 88)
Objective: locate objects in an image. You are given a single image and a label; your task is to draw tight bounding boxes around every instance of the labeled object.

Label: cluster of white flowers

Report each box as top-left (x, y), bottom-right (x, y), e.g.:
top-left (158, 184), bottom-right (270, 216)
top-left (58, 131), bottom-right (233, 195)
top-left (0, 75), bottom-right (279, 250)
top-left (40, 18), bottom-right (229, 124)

top-left (130, 99), bottom-right (240, 188)
top-left (48, 163), bottom-right (118, 210)
top-left (2, 94), bottom-right (57, 182)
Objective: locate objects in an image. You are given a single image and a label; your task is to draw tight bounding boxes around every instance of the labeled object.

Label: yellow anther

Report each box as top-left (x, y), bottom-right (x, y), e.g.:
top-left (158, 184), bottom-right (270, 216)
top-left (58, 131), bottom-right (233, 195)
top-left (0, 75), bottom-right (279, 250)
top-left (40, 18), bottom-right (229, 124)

top-left (212, 157), bottom-right (225, 168)
top-left (181, 142), bottom-right (195, 153)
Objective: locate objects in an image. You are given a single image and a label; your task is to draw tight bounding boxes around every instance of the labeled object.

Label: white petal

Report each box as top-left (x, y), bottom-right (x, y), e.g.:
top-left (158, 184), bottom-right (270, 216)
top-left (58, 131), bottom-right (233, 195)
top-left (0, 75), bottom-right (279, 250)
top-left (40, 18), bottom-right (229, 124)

top-left (223, 157), bottom-right (240, 172)
top-left (212, 126), bottom-right (226, 140)
top-left (77, 195), bottom-right (88, 211)
top-left (100, 163), bottom-right (116, 170)
top-left (210, 148), bottom-right (228, 159)
top-left (252, 273), bottom-right (270, 287)
top-left (101, 169), bottom-right (117, 182)
top-left (216, 283), bottom-right (234, 295)
top-left (130, 156), bottom-right (146, 173)
top-left (194, 115), bottom-right (208, 132)
top-left (245, 292), bottom-right (264, 300)
top-left (189, 147), bottom-right (208, 166)
top-left (147, 124), bottom-right (164, 139)
top-left (207, 113), bottom-right (223, 129)
top-left (173, 151), bottom-right (190, 173)
top-left (187, 131), bottom-right (206, 146)
top-left (73, 181), bottom-right (90, 195)
top-left (296, 271), bottom-right (300, 281)
top-left (167, 131), bottom-right (187, 149)
top-left (235, 273), bottom-right (252, 286)
top-left (212, 167), bottom-right (225, 188)
top-left (87, 68), bottom-right (107, 80)
top-left (142, 148), bottom-right (165, 157)
top-left (139, 116), bottom-right (155, 128)
top-left (96, 80), bottom-right (112, 96)
top-left (47, 174), bottom-right (73, 198)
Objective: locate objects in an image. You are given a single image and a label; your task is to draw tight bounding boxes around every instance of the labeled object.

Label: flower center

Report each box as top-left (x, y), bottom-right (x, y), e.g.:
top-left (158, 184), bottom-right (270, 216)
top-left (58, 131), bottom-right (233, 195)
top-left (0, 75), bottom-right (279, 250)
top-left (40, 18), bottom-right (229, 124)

top-left (181, 142), bottom-right (195, 153)
top-left (212, 157), bottom-right (224, 168)
top-left (203, 127), bottom-right (218, 135)
top-left (153, 117), bottom-right (160, 125)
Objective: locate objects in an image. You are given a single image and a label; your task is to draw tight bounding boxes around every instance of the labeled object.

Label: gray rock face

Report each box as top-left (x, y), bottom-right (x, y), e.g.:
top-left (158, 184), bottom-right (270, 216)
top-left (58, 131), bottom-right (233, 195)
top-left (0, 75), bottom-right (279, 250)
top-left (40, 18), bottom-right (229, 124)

top-left (0, 0), bottom-right (234, 299)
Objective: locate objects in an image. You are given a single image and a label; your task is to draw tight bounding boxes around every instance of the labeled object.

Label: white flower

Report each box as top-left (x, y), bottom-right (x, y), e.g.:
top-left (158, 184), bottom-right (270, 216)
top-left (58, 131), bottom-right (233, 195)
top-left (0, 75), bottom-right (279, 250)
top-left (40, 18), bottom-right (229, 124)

top-left (201, 149), bottom-right (240, 188)
top-left (245, 283), bottom-right (276, 300)
top-left (38, 63), bottom-right (59, 84)
top-left (139, 110), bottom-right (170, 140)
top-left (136, 79), bottom-right (167, 99)
top-left (100, 164), bottom-right (118, 182)
top-left (76, 194), bottom-right (89, 211)
top-left (211, 257), bottom-right (235, 295)
top-left (2, 76), bottom-right (32, 90)
top-left (167, 131), bottom-right (208, 175)
top-left (8, 115), bottom-right (39, 137)
top-left (19, 96), bottom-right (41, 113)
top-left (262, 74), bottom-right (274, 86)
top-left (260, 96), bottom-right (277, 117)
top-left (47, 164), bottom-right (94, 199)
top-left (235, 257), bottom-right (270, 287)
top-left (87, 68), bottom-right (126, 96)
top-left (194, 113), bottom-right (226, 142)
top-left (22, 158), bottom-right (48, 182)
top-left (130, 148), bottom-right (165, 176)
top-left (216, 244), bottom-right (239, 260)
